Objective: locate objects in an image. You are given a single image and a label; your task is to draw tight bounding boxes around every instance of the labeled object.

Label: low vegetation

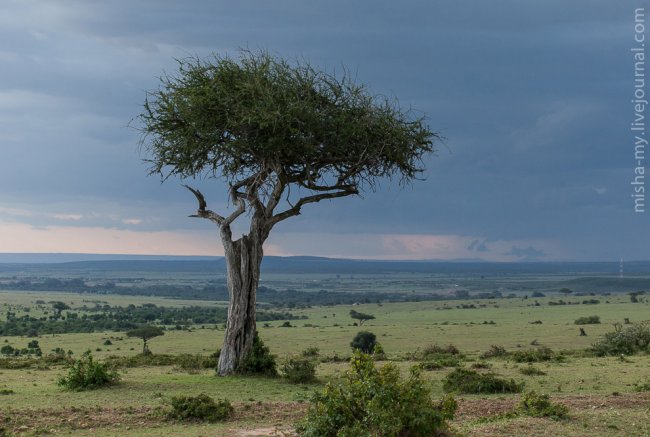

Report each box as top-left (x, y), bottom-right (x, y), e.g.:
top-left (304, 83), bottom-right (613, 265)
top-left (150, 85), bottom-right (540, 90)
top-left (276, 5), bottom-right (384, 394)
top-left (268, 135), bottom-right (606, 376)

top-left (57, 351), bottom-right (119, 391)
top-left (350, 331), bottom-right (377, 353)
top-left (297, 352), bottom-right (457, 436)
top-left (167, 393), bottom-right (233, 422)
top-left (591, 322), bottom-right (650, 356)
top-left (574, 315), bottom-right (601, 325)
top-left (238, 332), bottom-right (277, 376)
top-left (280, 355), bottom-right (318, 383)
top-left (443, 368), bottom-right (524, 394)
top-left (517, 391), bottom-right (569, 420)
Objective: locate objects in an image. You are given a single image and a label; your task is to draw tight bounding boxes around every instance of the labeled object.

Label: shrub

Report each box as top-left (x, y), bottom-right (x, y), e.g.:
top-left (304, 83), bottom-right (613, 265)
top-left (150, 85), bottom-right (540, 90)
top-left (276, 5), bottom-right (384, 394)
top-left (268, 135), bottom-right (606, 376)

top-left (480, 345), bottom-right (508, 359)
top-left (591, 322), bottom-right (650, 356)
top-left (0, 345), bottom-right (14, 356)
top-left (422, 344), bottom-right (460, 358)
top-left (281, 356), bottom-right (317, 383)
top-left (297, 352), bottom-right (457, 436)
top-left (575, 316), bottom-right (600, 325)
top-left (633, 380), bottom-right (650, 392)
top-left (168, 393), bottom-right (233, 422)
top-left (519, 365), bottom-right (547, 376)
top-left (443, 368), bottom-right (523, 394)
top-left (511, 347), bottom-right (555, 363)
top-left (517, 391), bottom-right (568, 420)
top-left (372, 342), bottom-right (386, 360)
top-left (470, 362), bottom-right (491, 369)
top-left (238, 332), bottom-right (277, 376)
top-left (301, 347), bottom-right (320, 358)
top-left (57, 351), bottom-right (119, 391)
top-left (350, 331), bottom-right (377, 354)
top-left (103, 340), bottom-right (113, 346)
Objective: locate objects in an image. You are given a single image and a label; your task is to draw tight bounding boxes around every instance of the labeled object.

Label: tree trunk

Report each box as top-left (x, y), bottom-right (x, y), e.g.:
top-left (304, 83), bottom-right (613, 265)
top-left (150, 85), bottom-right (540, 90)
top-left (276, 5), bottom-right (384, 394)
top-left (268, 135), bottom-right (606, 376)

top-left (217, 228), bottom-right (264, 376)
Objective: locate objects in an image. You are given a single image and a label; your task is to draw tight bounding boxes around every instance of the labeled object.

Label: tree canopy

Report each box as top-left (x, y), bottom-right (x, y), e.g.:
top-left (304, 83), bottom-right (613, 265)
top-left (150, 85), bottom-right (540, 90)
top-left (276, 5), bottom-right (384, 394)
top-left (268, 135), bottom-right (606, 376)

top-left (139, 50), bottom-right (438, 225)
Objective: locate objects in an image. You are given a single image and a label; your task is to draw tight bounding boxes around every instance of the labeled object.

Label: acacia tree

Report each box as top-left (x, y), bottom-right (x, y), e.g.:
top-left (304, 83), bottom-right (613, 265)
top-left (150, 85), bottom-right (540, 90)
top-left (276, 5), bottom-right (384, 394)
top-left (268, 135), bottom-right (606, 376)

top-left (138, 50), bottom-right (438, 375)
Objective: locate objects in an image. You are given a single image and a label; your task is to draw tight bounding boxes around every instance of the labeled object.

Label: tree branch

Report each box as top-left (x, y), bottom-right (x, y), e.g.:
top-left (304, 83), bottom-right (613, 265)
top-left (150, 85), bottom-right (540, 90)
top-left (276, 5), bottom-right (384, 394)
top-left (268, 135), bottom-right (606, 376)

top-left (270, 187), bottom-right (358, 226)
top-left (184, 185), bottom-right (226, 225)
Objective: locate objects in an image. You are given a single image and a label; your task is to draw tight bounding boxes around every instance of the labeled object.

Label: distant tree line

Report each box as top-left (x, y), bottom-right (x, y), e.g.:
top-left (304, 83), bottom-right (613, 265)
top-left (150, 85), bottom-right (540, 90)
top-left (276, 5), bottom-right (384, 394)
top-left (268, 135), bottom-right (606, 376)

top-left (0, 303), bottom-right (299, 336)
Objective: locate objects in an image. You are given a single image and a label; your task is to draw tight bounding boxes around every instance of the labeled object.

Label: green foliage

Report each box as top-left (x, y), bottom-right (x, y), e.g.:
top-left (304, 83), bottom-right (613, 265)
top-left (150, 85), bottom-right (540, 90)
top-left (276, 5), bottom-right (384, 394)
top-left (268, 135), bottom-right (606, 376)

top-left (280, 355), bottom-right (318, 383)
top-left (517, 391), bottom-right (569, 420)
top-left (511, 346), bottom-right (556, 363)
top-left (168, 393), bottom-right (233, 422)
top-left (0, 345), bottom-right (14, 356)
top-left (633, 380), bottom-right (650, 392)
top-left (574, 315), bottom-right (600, 325)
top-left (103, 352), bottom-right (218, 371)
top-left (297, 352), bottom-right (456, 437)
top-left (372, 342), bottom-right (386, 360)
top-left (519, 365), bottom-right (547, 376)
top-left (238, 332), bottom-right (277, 376)
top-left (480, 345), bottom-right (508, 359)
top-left (300, 347), bottom-right (320, 358)
top-left (443, 368), bottom-right (524, 394)
top-left (139, 49), bottom-right (437, 189)
top-left (350, 331), bottom-right (377, 353)
top-left (591, 322), bottom-right (650, 356)
top-left (57, 351), bottom-right (119, 391)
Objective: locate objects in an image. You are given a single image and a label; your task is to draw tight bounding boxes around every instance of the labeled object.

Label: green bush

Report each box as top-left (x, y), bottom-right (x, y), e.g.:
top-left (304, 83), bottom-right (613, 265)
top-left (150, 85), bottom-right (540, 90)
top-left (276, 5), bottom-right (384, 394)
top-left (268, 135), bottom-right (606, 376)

top-left (297, 352), bottom-right (456, 437)
top-left (633, 380), bottom-right (650, 392)
top-left (300, 347), bottom-right (320, 358)
top-left (422, 344), bottom-right (460, 357)
top-left (574, 315), bottom-right (600, 325)
top-left (443, 368), bottom-right (523, 394)
top-left (591, 322), bottom-right (650, 356)
top-left (519, 365), bottom-right (547, 376)
top-left (238, 332), bottom-right (277, 376)
top-left (281, 356), bottom-right (318, 383)
top-left (480, 345), bottom-right (508, 359)
top-left (511, 346), bottom-right (556, 363)
top-left (168, 393), bottom-right (233, 422)
top-left (517, 391), bottom-right (568, 420)
top-left (57, 351), bottom-right (119, 391)
top-left (350, 331), bottom-right (377, 353)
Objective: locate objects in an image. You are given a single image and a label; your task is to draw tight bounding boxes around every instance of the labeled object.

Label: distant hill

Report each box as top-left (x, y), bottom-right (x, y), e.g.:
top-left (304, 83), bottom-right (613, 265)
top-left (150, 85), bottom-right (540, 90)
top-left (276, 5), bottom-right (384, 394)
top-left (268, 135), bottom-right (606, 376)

top-left (0, 253), bottom-right (649, 275)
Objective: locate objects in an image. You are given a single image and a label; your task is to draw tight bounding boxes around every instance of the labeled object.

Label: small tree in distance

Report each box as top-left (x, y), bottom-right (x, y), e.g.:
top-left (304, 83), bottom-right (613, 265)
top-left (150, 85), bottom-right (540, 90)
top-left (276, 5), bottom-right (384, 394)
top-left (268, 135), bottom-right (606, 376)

top-left (349, 309), bottom-right (375, 326)
top-left (126, 326), bottom-right (165, 354)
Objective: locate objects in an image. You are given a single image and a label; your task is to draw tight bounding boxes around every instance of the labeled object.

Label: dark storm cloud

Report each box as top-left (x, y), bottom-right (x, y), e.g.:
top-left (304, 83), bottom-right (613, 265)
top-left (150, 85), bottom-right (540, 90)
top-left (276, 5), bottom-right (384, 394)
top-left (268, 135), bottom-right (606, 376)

top-left (0, 0), bottom-right (644, 260)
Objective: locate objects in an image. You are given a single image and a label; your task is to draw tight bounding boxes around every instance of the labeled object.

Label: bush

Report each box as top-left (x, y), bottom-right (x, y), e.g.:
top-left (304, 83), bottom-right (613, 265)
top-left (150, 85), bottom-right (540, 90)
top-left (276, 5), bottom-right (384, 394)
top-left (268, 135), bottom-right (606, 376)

top-left (421, 344), bottom-right (460, 358)
top-left (575, 316), bottom-right (600, 325)
top-left (372, 342), bottom-right (386, 360)
top-left (519, 365), bottom-right (547, 376)
top-left (480, 345), bottom-right (508, 359)
top-left (350, 331), bottom-right (377, 354)
top-left (443, 368), bottom-right (523, 394)
top-left (633, 380), bottom-right (650, 392)
top-left (297, 352), bottom-right (457, 436)
top-left (511, 346), bottom-right (555, 363)
top-left (238, 332), bottom-right (277, 376)
top-left (168, 393), bottom-right (233, 422)
top-left (57, 351), bottom-right (119, 391)
top-left (517, 391), bottom-right (568, 420)
top-left (301, 347), bottom-right (320, 358)
top-left (281, 356), bottom-right (317, 383)
top-left (591, 322), bottom-right (650, 356)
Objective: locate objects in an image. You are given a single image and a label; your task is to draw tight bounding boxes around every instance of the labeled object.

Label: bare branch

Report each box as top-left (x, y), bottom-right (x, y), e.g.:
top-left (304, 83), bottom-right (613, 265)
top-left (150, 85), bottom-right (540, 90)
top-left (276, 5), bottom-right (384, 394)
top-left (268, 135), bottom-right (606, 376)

top-left (184, 185), bottom-right (225, 225)
top-left (270, 187), bottom-right (358, 226)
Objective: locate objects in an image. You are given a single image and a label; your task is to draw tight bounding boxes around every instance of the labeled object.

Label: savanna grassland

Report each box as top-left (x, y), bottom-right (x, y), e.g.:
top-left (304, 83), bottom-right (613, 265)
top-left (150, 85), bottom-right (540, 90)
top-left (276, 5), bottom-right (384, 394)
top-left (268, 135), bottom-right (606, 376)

top-left (1, 263), bottom-right (649, 436)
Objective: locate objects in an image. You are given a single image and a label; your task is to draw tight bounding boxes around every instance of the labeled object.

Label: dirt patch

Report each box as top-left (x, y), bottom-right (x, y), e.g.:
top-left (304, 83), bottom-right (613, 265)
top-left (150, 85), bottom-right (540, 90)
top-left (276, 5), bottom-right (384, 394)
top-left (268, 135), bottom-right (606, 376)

top-left (3, 405), bottom-right (158, 434)
top-left (455, 391), bottom-right (650, 420)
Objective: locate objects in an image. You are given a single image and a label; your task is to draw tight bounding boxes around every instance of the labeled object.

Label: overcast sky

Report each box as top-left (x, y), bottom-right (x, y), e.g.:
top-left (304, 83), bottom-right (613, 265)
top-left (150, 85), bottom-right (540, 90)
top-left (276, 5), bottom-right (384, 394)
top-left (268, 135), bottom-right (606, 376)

top-left (0, 0), bottom-right (646, 261)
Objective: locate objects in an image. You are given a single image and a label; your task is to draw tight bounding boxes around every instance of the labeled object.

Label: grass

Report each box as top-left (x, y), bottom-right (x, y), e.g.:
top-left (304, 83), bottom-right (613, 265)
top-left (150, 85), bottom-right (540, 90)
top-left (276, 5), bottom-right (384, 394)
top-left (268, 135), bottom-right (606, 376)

top-left (1, 286), bottom-right (650, 435)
